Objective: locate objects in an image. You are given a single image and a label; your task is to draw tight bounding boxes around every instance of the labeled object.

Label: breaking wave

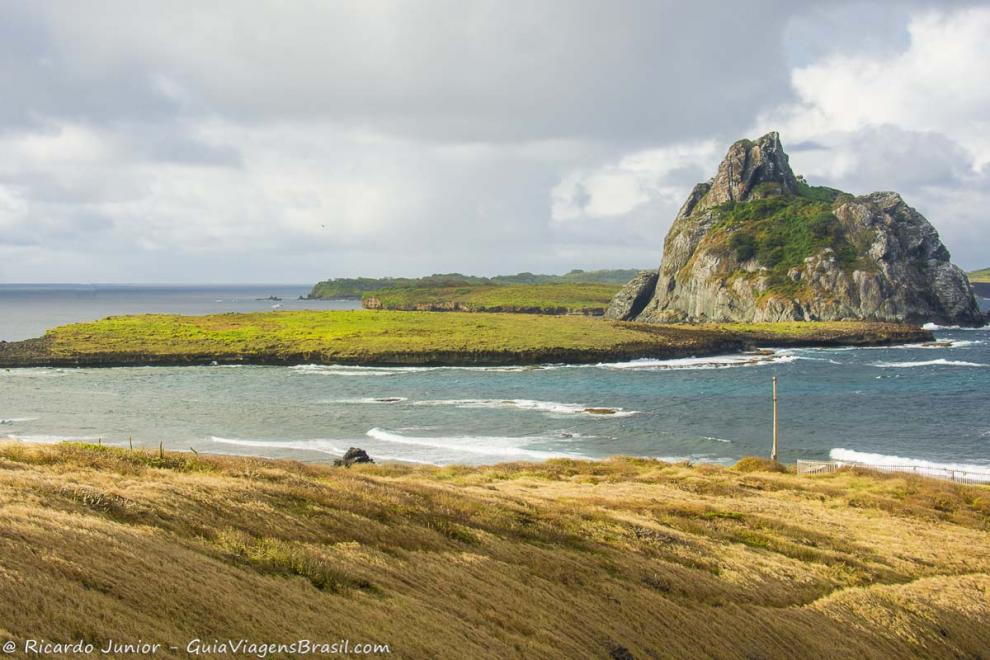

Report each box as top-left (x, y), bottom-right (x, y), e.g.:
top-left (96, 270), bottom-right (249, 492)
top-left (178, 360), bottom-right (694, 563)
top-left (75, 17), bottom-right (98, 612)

top-left (366, 427), bottom-right (576, 461)
top-left (871, 359), bottom-right (987, 368)
top-left (598, 352), bottom-right (797, 371)
top-left (0, 417), bottom-right (38, 424)
top-left (289, 365), bottom-right (420, 377)
top-left (412, 399), bottom-right (638, 417)
top-left (289, 363), bottom-right (554, 377)
top-left (5, 434), bottom-right (99, 444)
top-left (208, 435), bottom-right (433, 464)
top-left (922, 322), bottom-right (990, 331)
top-left (830, 448), bottom-right (990, 483)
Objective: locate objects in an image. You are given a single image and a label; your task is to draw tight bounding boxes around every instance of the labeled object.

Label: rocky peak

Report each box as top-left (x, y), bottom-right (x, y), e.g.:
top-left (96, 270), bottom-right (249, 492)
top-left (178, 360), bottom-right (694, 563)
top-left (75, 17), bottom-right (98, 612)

top-left (608, 132), bottom-right (986, 327)
top-left (686, 131), bottom-right (800, 217)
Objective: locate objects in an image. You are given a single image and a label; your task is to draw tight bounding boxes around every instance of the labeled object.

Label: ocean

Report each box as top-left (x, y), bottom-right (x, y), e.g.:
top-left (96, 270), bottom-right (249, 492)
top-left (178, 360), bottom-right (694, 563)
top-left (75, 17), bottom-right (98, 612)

top-left (1, 285), bottom-right (988, 474)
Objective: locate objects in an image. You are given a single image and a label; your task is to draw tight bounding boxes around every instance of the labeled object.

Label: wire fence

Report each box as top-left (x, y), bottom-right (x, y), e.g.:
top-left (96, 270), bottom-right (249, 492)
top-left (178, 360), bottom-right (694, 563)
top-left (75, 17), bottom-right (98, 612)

top-left (796, 459), bottom-right (990, 485)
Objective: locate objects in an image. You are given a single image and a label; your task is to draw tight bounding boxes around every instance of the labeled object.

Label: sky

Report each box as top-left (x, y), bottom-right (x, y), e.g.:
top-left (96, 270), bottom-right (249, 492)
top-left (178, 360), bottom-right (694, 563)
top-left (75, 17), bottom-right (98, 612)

top-left (0, 0), bottom-right (988, 283)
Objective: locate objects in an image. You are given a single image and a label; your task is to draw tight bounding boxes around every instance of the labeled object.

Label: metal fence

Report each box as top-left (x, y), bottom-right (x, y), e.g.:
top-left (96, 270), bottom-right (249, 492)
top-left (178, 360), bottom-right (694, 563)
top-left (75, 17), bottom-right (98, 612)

top-left (796, 459), bottom-right (990, 485)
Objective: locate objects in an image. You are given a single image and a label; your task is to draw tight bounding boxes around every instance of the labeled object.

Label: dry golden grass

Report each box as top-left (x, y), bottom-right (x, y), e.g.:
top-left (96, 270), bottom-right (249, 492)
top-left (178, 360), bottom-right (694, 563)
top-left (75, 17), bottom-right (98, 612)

top-left (1, 442), bottom-right (988, 658)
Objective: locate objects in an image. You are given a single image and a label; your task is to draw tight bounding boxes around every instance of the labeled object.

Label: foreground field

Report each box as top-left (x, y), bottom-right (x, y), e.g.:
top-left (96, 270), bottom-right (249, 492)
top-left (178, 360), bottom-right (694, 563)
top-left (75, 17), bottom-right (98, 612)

top-left (0, 311), bottom-right (931, 367)
top-left (0, 443), bottom-right (987, 658)
top-left (363, 282), bottom-right (621, 314)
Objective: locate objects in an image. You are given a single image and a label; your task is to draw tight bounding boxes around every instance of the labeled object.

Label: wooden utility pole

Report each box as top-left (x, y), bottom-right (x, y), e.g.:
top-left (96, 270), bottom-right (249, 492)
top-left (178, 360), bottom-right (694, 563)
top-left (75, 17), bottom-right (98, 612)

top-left (771, 376), bottom-right (779, 462)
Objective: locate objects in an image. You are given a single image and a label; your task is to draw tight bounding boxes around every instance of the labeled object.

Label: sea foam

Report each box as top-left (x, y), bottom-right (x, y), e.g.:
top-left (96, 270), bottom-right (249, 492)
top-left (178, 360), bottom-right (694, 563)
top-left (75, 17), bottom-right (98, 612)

top-left (871, 359), bottom-right (987, 368)
top-left (598, 351), bottom-right (797, 371)
top-left (411, 399), bottom-right (639, 417)
top-left (365, 427), bottom-right (575, 461)
top-left (830, 448), bottom-right (990, 483)
top-left (5, 434), bottom-right (99, 444)
top-left (209, 435), bottom-right (349, 455)
top-left (922, 322), bottom-right (990, 331)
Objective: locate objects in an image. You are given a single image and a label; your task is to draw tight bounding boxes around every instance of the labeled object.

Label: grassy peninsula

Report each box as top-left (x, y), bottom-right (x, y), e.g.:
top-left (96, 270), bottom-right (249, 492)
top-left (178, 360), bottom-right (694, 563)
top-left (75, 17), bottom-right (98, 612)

top-left (308, 269), bottom-right (641, 299)
top-left (363, 282), bottom-right (620, 314)
top-left (969, 268), bottom-right (990, 283)
top-left (1, 441), bottom-right (988, 658)
top-left (0, 311), bottom-right (931, 368)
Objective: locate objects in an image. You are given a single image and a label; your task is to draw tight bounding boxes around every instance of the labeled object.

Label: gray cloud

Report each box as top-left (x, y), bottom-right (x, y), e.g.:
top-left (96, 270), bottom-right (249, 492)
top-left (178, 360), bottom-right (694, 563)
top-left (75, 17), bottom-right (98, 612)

top-left (8, 1), bottom-right (802, 143)
top-left (0, 0), bottom-right (987, 282)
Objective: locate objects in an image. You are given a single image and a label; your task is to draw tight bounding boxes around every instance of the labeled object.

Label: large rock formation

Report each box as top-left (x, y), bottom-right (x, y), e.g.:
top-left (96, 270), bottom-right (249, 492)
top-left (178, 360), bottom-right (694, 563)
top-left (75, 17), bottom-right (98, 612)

top-left (608, 132), bottom-right (985, 326)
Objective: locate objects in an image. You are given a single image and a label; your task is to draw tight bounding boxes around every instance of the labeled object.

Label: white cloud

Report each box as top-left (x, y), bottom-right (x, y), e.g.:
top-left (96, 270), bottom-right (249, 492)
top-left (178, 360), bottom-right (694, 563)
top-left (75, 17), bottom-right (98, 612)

top-left (551, 141), bottom-right (718, 222)
top-left (764, 6), bottom-right (990, 168)
top-left (751, 6), bottom-right (990, 269)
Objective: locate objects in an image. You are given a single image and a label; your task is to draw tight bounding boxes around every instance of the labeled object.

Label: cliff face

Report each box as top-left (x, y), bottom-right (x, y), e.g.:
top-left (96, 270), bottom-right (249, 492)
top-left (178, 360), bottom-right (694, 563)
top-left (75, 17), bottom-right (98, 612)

top-left (608, 132), bottom-right (985, 326)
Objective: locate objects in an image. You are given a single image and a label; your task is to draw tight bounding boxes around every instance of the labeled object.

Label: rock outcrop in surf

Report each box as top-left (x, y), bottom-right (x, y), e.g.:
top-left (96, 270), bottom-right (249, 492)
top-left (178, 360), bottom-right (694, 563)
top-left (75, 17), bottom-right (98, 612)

top-left (608, 132), bottom-right (985, 327)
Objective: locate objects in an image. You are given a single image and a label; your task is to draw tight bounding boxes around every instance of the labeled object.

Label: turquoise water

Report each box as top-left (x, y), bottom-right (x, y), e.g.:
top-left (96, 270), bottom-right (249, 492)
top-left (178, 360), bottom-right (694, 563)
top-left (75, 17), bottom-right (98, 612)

top-left (1, 286), bottom-right (988, 471)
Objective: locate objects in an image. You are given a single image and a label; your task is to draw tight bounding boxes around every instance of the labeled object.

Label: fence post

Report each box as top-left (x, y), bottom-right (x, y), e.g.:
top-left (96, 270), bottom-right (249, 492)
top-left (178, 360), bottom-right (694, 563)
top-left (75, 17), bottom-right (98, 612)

top-left (770, 376), bottom-right (779, 462)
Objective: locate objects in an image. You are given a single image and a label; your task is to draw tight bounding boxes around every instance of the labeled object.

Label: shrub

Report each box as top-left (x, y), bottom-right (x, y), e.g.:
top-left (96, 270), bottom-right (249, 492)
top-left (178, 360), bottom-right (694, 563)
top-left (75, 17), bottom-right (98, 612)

top-left (733, 456), bottom-right (789, 473)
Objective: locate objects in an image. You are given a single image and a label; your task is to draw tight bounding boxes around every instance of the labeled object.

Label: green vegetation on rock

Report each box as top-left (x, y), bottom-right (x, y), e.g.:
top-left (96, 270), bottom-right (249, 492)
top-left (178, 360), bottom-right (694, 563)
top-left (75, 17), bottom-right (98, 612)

top-left (714, 192), bottom-right (860, 297)
top-left (363, 282), bottom-right (620, 314)
top-left (308, 269), bottom-right (641, 299)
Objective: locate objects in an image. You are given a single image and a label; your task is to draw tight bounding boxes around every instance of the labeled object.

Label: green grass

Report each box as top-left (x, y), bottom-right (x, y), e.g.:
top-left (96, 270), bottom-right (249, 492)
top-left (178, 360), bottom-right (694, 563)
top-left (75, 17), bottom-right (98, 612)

top-left (364, 282), bottom-right (621, 314)
top-left (308, 269), bottom-right (641, 299)
top-left (716, 197), bottom-right (856, 272)
top-left (26, 310), bottom-right (724, 366)
top-left (969, 268), bottom-right (990, 283)
top-left (0, 311), bottom-right (931, 367)
top-left (697, 183), bottom-right (866, 301)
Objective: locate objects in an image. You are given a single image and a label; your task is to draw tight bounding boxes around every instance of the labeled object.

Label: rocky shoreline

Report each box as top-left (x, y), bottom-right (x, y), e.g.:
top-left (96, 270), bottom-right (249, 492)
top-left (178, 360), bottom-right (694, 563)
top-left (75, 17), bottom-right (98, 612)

top-left (0, 322), bottom-right (933, 369)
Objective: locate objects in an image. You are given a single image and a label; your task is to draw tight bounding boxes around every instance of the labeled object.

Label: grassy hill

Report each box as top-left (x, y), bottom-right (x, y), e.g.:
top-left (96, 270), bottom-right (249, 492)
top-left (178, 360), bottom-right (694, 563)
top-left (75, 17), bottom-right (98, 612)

top-left (0, 312), bottom-right (931, 368)
top-left (308, 269), bottom-right (641, 299)
top-left (0, 442), bottom-right (988, 658)
top-left (969, 268), bottom-right (990, 283)
top-left (363, 282), bottom-right (621, 314)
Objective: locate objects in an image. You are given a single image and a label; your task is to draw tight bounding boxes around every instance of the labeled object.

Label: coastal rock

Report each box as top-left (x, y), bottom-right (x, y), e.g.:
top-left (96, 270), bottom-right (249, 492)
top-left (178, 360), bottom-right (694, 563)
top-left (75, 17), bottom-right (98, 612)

top-left (614, 132), bottom-right (985, 326)
top-left (605, 270), bottom-right (658, 320)
top-left (335, 447), bottom-right (374, 467)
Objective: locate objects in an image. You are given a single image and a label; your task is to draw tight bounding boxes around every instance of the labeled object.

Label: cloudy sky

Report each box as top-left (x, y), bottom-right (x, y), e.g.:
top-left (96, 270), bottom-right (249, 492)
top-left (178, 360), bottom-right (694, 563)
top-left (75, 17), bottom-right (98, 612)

top-left (1, 0), bottom-right (988, 283)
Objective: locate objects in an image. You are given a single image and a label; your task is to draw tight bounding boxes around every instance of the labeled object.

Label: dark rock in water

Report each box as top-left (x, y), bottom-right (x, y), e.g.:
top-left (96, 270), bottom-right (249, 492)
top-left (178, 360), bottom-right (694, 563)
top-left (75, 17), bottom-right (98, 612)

top-left (605, 270), bottom-right (658, 321)
top-left (584, 407), bottom-right (618, 415)
top-left (608, 131), bottom-right (985, 327)
top-left (335, 447), bottom-right (374, 467)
